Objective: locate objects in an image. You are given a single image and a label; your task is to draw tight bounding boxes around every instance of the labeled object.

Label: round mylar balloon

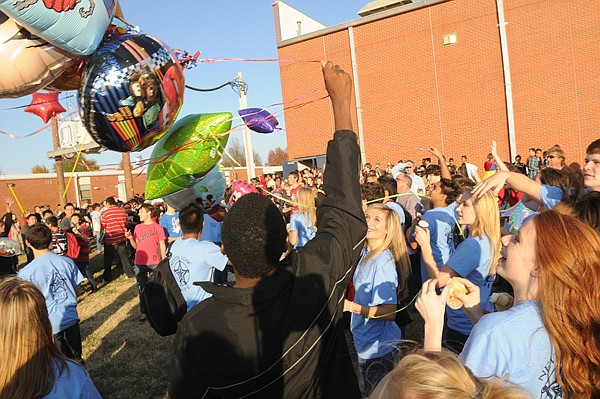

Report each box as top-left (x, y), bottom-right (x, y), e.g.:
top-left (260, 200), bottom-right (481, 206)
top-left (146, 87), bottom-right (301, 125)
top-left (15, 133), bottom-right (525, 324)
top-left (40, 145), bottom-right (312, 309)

top-left (0, 237), bottom-right (21, 257)
top-left (0, 0), bottom-right (116, 55)
top-left (228, 180), bottom-right (258, 206)
top-left (0, 11), bottom-right (74, 98)
top-left (163, 164), bottom-right (226, 212)
top-left (79, 33), bottom-right (185, 152)
top-left (145, 113), bottom-right (232, 200)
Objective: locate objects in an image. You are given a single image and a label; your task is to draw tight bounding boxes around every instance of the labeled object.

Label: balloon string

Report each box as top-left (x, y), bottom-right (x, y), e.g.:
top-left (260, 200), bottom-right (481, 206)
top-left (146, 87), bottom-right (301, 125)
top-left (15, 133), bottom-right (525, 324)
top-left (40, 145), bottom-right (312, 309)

top-left (0, 110), bottom-right (77, 139)
top-left (198, 57), bottom-right (321, 64)
top-left (0, 94), bottom-right (76, 111)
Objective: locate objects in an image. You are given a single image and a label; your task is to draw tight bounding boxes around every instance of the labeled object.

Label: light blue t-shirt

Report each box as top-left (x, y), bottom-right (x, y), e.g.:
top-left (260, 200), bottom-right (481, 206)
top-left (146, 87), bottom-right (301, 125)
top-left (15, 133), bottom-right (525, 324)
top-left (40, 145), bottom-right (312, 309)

top-left (18, 252), bottom-right (83, 334)
top-left (169, 238), bottom-right (228, 311)
top-left (44, 360), bottom-right (102, 399)
top-left (420, 205), bottom-right (457, 283)
top-left (384, 201), bottom-right (406, 226)
top-left (446, 234), bottom-right (495, 335)
top-left (200, 214), bottom-right (223, 244)
top-left (539, 185), bottom-right (563, 209)
top-left (289, 212), bottom-right (317, 248)
top-left (159, 212), bottom-right (183, 238)
top-left (460, 301), bottom-right (562, 399)
top-left (351, 248), bottom-right (401, 359)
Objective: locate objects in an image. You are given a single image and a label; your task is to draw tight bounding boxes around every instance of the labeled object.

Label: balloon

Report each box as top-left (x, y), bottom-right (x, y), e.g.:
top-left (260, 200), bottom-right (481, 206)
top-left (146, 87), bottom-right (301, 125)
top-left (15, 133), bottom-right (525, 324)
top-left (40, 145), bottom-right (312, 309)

top-left (79, 33), bottom-right (185, 152)
top-left (0, 0), bottom-right (116, 55)
top-left (25, 91), bottom-right (66, 123)
top-left (228, 180), bottom-right (258, 206)
top-left (45, 58), bottom-right (86, 91)
top-left (0, 11), bottom-right (74, 98)
top-left (238, 108), bottom-right (279, 133)
top-left (145, 113), bottom-right (232, 200)
top-left (0, 237), bottom-right (21, 257)
top-left (163, 164), bottom-right (227, 212)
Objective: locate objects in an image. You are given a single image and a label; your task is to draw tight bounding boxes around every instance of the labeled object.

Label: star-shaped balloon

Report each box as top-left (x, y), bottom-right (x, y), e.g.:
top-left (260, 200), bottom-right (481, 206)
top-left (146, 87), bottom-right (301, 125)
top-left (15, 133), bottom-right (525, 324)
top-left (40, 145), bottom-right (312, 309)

top-left (24, 92), bottom-right (66, 123)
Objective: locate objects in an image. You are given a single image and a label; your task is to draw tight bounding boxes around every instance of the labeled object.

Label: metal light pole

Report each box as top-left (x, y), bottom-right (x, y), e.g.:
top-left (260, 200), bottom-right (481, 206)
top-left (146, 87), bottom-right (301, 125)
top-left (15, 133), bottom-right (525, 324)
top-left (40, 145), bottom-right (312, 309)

top-left (235, 72), bottom-right (255, 180)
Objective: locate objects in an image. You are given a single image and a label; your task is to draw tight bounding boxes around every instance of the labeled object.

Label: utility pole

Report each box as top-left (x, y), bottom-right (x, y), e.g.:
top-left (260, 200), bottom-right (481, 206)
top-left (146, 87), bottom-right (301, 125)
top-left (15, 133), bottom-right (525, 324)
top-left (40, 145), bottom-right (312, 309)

top-left (235, 72), bottom-right (255, 180)
top-left (50, 116), bottom-right (67, 209)
top-left (122, 152), bottom-right (134, 201)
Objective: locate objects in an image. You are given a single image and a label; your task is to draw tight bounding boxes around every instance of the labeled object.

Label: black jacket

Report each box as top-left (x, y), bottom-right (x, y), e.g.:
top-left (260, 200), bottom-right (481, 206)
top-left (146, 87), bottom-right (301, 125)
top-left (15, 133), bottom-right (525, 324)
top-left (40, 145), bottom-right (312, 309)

top-left (169, 130), bottom-right (366, 398)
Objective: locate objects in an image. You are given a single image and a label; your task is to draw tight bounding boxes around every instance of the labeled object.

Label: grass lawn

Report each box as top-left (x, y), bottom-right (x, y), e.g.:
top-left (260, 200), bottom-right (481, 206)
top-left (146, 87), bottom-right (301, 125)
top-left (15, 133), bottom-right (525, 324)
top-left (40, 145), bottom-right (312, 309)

top-left (78, 253), bottom-right (172, 399)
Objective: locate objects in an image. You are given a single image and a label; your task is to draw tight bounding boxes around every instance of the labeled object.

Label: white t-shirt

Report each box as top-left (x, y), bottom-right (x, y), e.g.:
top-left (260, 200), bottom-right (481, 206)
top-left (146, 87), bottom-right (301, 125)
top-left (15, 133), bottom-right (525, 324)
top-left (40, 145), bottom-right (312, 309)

top-left (465, 162), bottom-right (479, 182)
top-left (409, 173), bottom-right (426, 195)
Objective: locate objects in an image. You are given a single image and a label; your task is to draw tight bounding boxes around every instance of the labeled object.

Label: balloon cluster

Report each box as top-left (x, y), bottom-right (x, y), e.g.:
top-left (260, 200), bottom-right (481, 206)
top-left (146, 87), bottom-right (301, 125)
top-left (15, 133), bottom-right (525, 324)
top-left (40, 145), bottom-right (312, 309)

top-left (0, 1), bottom-right (184, 152)
top-left (0, 1), bottom-right (281, 214)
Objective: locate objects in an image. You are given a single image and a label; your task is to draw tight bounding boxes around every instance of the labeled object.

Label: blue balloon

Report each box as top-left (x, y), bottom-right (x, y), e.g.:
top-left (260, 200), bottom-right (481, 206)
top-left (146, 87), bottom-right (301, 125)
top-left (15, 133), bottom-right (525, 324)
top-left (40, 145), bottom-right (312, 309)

top-left (0, 0), bottom-right (117, 55)
top-left (238, 108), bottom-right (279, 134)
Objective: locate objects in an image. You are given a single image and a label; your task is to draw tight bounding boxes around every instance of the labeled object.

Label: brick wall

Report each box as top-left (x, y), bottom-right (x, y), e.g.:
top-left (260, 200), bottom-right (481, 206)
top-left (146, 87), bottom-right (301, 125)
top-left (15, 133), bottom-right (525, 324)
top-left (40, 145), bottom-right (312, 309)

top-left (278, 0), bottom-right (600, 168)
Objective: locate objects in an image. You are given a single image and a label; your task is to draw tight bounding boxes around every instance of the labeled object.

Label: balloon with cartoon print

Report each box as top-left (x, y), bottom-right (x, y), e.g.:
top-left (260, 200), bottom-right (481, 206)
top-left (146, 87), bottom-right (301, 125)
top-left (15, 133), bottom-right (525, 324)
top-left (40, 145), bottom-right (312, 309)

top-left (0, 11), bottom-right (74, 98)
top-left (0, 0), bottom-right (116, 55)
top-left (79, 33), bottom-right (185, 152)
top-left (238, 108), bottom-right (279, 133)
top-left (145, 113), bottom-right (232, 200)
top-left (162, 164), bottom-right (227, 212)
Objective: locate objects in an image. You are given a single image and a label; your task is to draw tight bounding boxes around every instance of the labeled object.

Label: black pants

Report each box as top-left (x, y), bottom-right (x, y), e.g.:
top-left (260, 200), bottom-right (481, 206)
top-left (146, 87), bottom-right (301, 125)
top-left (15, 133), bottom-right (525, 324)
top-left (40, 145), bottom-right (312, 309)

top-left (103, 242), bottom-right (135, 281)
top-left (54, 322), bottom-right (84, 365)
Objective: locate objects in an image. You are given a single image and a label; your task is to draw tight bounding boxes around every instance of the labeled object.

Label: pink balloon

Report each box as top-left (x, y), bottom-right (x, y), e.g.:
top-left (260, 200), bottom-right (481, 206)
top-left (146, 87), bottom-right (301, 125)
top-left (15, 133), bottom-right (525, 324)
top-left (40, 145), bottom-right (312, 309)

top-left (228, 180), bottom-right (258, 206)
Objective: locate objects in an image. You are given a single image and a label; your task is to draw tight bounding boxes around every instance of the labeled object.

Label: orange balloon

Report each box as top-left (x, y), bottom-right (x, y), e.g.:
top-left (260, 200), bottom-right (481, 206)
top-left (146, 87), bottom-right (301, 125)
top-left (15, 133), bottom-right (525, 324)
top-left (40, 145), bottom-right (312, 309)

top-left (45, 59), bottom-right (86, 92)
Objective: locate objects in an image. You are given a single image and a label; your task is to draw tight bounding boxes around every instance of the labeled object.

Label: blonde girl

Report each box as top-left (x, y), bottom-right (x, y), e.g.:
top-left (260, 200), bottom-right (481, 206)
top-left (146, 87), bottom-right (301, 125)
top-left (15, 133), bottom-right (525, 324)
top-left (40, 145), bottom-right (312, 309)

top-left (288, 187), bottom-right (317, 248)
top-left (344, 203), bottom-right (410, 397)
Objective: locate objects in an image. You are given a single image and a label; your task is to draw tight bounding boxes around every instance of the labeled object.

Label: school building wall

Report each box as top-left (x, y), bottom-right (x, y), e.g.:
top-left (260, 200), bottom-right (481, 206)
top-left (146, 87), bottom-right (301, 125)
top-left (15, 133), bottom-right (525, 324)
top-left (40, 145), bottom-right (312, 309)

top-left (276, 0), bottom-right (600, 167)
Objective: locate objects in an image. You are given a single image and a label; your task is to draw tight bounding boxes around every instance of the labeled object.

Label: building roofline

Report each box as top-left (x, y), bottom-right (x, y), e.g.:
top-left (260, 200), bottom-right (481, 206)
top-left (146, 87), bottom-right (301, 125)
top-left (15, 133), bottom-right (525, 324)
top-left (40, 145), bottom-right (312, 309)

top-left (0, 170), bottom-right (138, 181)
top-left (277, 0), bottom-right (452, 48)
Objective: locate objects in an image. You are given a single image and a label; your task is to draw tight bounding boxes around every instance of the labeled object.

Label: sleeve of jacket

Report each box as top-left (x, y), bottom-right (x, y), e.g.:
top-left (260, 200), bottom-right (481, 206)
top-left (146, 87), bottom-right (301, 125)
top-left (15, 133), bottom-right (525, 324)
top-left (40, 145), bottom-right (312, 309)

top-left (300, 129), bottom-right (366, 279)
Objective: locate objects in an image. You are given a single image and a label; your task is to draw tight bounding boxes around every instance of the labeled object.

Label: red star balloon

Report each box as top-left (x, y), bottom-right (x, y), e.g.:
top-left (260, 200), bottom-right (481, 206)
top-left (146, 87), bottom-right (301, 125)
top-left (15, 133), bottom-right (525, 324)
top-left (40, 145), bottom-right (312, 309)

top-left (25, 92), bottom-right (66, 123)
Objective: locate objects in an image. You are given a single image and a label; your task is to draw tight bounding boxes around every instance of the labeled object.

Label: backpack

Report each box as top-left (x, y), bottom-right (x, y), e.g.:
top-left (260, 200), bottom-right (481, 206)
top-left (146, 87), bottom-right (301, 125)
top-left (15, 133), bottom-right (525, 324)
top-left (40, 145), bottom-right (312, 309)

top-left (65, 231), bottom-right (81, 259)
top-left (142, 252), bottom-right (188, 336)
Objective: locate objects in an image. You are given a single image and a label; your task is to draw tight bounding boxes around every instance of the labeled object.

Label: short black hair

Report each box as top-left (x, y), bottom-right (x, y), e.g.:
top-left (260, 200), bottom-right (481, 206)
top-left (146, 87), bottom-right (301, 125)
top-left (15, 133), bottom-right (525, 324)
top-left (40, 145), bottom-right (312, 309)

top-left (439, 178), bottom-right (462, 205)
top-left (377, 175), bottom-right (397, 197)
top-left (44, 216), bottom-right (59, 228)
top-left (360, 182), bottom-right (384, 203)
top-left (179, 204), bottom-right (204, 235)
top-left (42, 209), bottom-right (53, 218)
top-left (26, 223), bottom-right (53, 250)
top-left (27, 213), bottom-right (41, 223)
top-left (106, 196), bottom-right (116, 206)
top-left (222, 193), bottom-right (286, 278)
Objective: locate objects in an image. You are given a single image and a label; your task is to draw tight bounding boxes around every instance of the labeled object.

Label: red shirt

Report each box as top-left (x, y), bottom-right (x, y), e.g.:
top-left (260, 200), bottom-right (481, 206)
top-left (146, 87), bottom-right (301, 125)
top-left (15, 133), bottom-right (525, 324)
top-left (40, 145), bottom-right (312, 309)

top-left (133, 222), bottom-right (166, 266)
top-left (101, 206), bottom-right (128, 245)
top-left (76, 225), bottom-right (92, 262)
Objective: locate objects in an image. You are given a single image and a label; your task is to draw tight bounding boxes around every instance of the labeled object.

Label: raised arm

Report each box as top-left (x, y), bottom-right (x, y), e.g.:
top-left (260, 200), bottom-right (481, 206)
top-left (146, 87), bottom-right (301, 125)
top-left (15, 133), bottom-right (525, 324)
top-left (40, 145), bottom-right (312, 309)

top-left (472, 171), bottom-right (542, 202)
top-left (490, 140), bottom-right (509, 172)
top-left (429, 147), bottom-right (452, 180)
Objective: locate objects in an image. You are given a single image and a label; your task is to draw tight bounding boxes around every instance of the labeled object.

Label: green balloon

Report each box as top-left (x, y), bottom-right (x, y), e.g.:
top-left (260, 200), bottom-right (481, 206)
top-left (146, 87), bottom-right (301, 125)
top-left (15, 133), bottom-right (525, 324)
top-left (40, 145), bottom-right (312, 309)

top-left (145, 113), bottom-right (232, 199)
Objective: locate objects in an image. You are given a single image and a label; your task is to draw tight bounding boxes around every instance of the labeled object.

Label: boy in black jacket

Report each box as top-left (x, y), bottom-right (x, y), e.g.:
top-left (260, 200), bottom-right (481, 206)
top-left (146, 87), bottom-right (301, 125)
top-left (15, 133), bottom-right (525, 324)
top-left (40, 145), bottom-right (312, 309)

top-left (169, 62), bottom-right (366, 399)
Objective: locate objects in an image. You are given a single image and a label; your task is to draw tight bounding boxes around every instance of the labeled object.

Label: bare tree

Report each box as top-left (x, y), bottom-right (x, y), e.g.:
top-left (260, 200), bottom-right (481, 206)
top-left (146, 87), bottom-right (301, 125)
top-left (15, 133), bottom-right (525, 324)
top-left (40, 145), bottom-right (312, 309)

top-left (222, 138), bottom-right (263, 167)
top-left (267, 147), bottom-right (288, 166)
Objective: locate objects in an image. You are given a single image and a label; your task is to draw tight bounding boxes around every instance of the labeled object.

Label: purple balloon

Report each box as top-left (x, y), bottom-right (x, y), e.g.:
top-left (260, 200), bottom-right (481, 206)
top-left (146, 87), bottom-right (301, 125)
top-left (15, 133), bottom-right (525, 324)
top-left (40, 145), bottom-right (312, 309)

top-left (238, 108), bottom-right (279, 133)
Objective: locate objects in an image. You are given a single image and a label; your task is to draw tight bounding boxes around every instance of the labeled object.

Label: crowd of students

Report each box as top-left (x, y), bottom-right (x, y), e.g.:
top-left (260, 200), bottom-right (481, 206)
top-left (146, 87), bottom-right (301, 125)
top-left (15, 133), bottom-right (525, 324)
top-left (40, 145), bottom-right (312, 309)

top-left (1, 62), bottom-right (599, 398)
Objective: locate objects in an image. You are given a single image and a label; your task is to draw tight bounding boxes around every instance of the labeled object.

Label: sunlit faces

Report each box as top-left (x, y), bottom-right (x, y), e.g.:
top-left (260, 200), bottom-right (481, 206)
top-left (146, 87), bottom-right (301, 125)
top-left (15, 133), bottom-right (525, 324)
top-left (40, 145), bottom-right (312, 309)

top-left (583, 153), bottom-right (600, 191)
top-left (365, 208), bottom-right (388, 244)
top-left (428, 182), bottom-right (444, 204)
top-left (546, 152), bottom-right (563, 170)
top-left (456, 191), bottom-right (476, 225)
top-left (64, 204), bottom-right (75, 217)
top-left (138, 207), bottom-right (150, 222)
top-left (498, 221), bottom-right (537, 287)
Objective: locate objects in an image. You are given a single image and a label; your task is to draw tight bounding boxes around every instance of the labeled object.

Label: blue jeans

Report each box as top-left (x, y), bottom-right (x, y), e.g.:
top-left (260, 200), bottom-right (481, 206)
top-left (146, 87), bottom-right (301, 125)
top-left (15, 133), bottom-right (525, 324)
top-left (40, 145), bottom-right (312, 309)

top-left (357, 351), bottom-right (396, 397)
top-left (135, 264), bottom-right (158, 314)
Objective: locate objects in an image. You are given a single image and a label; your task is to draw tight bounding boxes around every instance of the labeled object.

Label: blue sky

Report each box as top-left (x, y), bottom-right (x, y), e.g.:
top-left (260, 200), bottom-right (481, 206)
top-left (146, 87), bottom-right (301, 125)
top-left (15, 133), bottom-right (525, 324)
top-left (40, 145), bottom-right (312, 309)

top-left (0, 1), bottom-right (362, 173)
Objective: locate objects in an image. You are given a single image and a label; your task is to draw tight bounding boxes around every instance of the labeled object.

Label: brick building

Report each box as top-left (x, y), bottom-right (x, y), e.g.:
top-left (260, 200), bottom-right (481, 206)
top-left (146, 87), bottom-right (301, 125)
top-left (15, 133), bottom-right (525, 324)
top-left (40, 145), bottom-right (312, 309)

top-left (274, 0), bottom-right (600, 168)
